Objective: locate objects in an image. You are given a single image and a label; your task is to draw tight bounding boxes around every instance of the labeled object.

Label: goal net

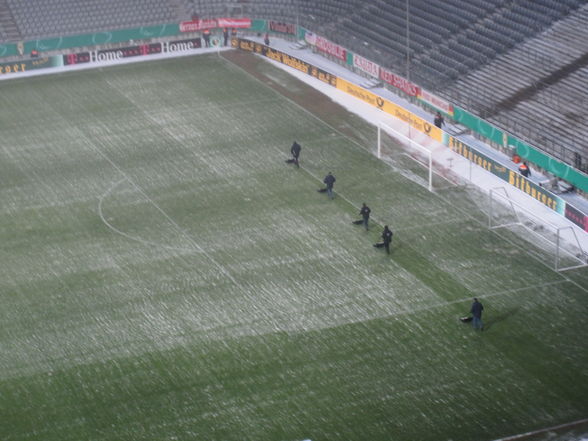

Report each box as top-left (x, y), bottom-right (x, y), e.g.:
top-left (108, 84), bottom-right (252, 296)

top-left (377, 121), bottom-right (465, 192)
top-left (488, 187), bottom-right (588, 271)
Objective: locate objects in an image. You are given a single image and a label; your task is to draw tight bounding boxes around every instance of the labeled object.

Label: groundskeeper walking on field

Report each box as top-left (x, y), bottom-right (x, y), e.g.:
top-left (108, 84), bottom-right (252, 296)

top-left (287, 141), bottom-right (301, 167)
top-left (471, 298), bottom-right (484, 330)
top-left (374, 225), bottom-right (393, 254)
top-left (322, 172), bottom-right (336, 199)
top-left (353, 203), bottom-right (371, 230)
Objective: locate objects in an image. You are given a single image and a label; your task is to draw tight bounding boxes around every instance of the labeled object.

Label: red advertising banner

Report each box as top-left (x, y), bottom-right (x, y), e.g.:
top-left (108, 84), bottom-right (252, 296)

top-left (217, 18), bottom-right (252, 28)
top-left (180, 19), bottom-right (217, 32)
top-left (419, 88), bottom-right (454, 117)
top-left (314, 36), bottom-right (346, 61)
top-left (180, 18), bottom-right (251, 32)
top-left (268, 21), bottom-right (296, 35)
top-left (353, 54), bottom-right (379, 78)
top-left (379, 68), bottom-right (420, 97)
top-left (565, 203), bottom-right (588, 232)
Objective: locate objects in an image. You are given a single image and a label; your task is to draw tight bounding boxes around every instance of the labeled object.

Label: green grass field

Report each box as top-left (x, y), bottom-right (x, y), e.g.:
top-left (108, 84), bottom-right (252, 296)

top-left (0, 53), bottom-right (587, 441)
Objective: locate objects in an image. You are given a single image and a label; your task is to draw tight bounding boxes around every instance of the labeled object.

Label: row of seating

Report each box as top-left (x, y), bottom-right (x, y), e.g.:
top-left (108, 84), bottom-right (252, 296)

top-left (7, 0), bottom-right (176, 39)
top-left (441, 3), bottom-right (588, 167)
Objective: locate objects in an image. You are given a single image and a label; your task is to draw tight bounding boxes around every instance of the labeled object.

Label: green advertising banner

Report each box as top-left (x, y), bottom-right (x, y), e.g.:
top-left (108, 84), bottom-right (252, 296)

top-left (453, 106), bottom-right (506, 146)
top-left (297, 26), bottom-right (307, 41)
top-left (0, 56), bottom-right (61, 75)
top-left (506, 169), bottom-right (564, 214)
top-left (0, 43), bottom-right (18, 57)
top-left (1, 20), bottom-right (265, 58)
top-left (23, 24), bottom-right (180, 54)
top-left (448, 135), bottom-right (565, 213)
top-left (508, 135), bottom-right (588, 193)
top-left (250, 19), bottom-right (266, 32)
top-left (453, 106), bottom-right (588, 193)
top-left (448, 136), bottom-right (510, 181)
top-left (347, 51), bottom-right (354, 66)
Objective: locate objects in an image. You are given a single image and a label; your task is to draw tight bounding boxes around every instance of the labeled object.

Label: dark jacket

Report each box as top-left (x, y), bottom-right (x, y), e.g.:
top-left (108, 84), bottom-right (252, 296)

top-left (382, 226), bottom-right (393, 244)
top-left (434, 113), bottom-right (444, 128)
top-left (324, 173), bottom-right (336, 189)
top-left (360, 205), bottom-right (371, 219)
top-left (471, 300), bottom-right (484, 318)
top-left (291, 142), bottom-right (301, 158)
top-left (519, 162), bottom-right (531, 177)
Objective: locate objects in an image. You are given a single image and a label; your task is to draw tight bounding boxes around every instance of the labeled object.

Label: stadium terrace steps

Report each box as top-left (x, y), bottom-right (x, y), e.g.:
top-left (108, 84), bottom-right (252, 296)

top-left (442, 3), bottom-right (588, 168)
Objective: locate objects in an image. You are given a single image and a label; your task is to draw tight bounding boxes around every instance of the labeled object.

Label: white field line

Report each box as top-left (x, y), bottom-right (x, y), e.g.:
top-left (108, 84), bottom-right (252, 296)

top-left (450, 279), bottom-right (569, 304)
top-left (167, 96), bottom-right (281, 113)
top-left (220, 53), bottom-right (411, 231)
top-left (100, 76), bottom-right (374, 289)
top-left (101, 74), bottom-right (394, 293)
top-left (224, 52), bottom-right (588, 292)
top-left (28, 85), bottom-right (239, 285)
top-left (389, 279), bottom-right (569, 320)
top-left (491, 417), bottom-right (588, 441)
top-left (277, 279), bottom-right (571, 336)
top-left (393, 217), bottom-right (465, 233)
top-left (89, 144), bottom-right (238, 284)
top-left (98, 178), bottom-right (197, 253)
top-left (114, 52), bottom-right (588, 293)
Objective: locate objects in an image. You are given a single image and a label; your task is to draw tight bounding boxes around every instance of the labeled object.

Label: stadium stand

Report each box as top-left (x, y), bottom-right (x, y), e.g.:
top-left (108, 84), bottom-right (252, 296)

top-left (441, 3), bottom-right (588, 171)
top-left (0, 0), bottom-right (586, 177)
top-left (0, 0), bottom-right (21, 42)
top-left (5, 0), bottom-right (179, 39)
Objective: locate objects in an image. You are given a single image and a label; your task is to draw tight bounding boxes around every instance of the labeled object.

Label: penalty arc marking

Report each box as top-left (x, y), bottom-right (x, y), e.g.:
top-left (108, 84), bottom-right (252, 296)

top-left (98, 178), bottom-right (197, 253)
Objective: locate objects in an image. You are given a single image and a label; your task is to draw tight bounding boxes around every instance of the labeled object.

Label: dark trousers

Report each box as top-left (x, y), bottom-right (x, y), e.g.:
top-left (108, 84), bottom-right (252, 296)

top-left (374, 240), bottom-right (391, 254)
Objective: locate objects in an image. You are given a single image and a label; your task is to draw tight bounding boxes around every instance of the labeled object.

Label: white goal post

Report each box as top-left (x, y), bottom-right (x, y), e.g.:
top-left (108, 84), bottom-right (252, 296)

top-left (488, 187), bottom-right (588, 272)
top-left (377, 121), bottom-right (433, 191)
top-left (377, 121), bottom-right (464, 192)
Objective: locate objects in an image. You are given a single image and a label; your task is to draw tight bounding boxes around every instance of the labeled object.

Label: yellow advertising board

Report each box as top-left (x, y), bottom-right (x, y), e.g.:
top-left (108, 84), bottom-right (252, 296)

top-left (335, 77), bottom-right (442, 143)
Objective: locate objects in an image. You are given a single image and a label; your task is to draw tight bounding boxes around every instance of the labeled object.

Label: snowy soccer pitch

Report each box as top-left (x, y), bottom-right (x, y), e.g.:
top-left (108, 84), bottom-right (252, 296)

top-left (1, 53), bottom-right (587, 441)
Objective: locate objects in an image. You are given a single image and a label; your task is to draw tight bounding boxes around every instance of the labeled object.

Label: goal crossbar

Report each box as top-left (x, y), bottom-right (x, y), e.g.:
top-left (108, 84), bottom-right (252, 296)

top-left (489, 187), bottom-right (587, 272)
top-left (377, 121), bottom-right (434, 191)
top-left (377, 121), bottom-right (464, 192)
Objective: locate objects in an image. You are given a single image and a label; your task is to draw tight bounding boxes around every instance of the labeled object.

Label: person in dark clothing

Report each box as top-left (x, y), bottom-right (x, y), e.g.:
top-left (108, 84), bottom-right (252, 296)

top-left (322, 172), bottom-right (336, 199)
top-left (223, 28), bottom-right (229, 46)
top-left (264, 32), bottom-right (270, 46)
top-left (434, 111), bottom-right (445, 129)
top-left (470, 298), bottom-right (484, 330)
top-left (287, 141), bottom-right (301, 167)
top-left (519, 161), bottom-right (531, 178)
top-left (373, 225), bottom-right (393, 254)
top-left (353, 203), bottom-right (371, 230)
top-left (202, 29), bottom-right (211, 47)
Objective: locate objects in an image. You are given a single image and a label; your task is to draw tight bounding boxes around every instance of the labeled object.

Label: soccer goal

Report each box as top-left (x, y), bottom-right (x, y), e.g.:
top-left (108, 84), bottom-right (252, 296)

top-left (488, 187), bottom-right (588, 271)
top-left (377, 121), bottom-right (463, 192)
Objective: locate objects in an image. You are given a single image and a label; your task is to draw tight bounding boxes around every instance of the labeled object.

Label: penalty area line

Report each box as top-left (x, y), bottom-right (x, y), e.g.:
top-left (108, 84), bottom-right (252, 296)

top-left (491, 417), bottom-right (588, 441)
